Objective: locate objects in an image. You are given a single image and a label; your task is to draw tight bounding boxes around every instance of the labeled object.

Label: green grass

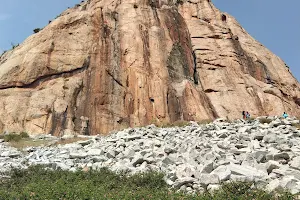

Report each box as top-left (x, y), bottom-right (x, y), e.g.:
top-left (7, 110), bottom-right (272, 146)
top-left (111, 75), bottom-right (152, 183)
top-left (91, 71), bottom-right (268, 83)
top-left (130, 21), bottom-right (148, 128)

top-left (0, 166), bottom-right (296, 200)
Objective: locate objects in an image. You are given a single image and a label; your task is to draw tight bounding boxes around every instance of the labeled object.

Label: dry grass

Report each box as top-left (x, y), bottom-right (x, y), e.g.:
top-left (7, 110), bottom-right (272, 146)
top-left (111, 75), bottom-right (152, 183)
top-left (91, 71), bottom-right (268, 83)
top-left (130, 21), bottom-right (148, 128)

top-left (259, 118), bottom-right (273, 124)
top-left (197, 119), bottom-right (213, 125)
top-left (8, 137), bottom-right (90, 150)
top-left (10, 137), bottom-right (89, 149)
top-left (9, 139), bottom-right (51, 149)
top-left (170, 120), bottom-right (190, 127)
top-left (1, 132), bottom-right (90, 149)
top-left (151, 119), bottom-right (214, 128)
top-left (51, 137), bottom-right (89, 146)
top-left (151, 120), bottom-right (190, 128)
top-left (292, 123), bottom-right (300, 130)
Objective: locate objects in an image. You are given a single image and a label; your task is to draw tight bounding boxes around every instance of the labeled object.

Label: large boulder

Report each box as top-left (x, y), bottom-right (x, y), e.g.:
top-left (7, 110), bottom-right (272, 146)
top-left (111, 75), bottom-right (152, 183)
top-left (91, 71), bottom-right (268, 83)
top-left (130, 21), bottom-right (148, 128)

top-left (0, 0), bottom-right (299, 136)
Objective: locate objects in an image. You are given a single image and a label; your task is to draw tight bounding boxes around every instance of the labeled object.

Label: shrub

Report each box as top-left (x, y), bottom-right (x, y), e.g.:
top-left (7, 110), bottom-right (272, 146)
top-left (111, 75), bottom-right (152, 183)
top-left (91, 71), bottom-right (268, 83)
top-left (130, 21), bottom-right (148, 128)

top-left (212, 181), bottom-right (295, 200)
top-left (259, 118), bottom-right (273, 124)
top-left (10, 43), bottom-right (19, 49)
top-left (4, 133), bottom-right (22, 142)
top-left (19, 132), bottom-right (29, 138)
top-left (2, 132), bottom-right (30, 142)
top-left (0, 50), bottom-right (7, 56)
top-left (33, 28), bottom-right (41, 33)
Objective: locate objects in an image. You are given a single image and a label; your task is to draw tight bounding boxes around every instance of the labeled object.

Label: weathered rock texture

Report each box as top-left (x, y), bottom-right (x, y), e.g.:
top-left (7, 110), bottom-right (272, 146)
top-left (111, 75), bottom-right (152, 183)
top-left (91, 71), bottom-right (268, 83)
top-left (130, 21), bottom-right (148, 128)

top-left (0, 0), bottom-right (299, 135)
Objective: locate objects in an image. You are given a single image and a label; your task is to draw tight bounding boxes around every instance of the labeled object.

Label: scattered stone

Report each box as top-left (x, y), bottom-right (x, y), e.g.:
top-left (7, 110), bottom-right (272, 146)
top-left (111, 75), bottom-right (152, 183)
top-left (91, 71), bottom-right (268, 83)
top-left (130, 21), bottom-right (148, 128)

top-left (290, 156), bottom-right (300, 170)
top-left (0, 117), bottom-right (298, 194)
top-left (207, 184), bottom-right (221, 192)
top-left (211, 165), bottom-right (231, 181)
top-left (274, 152), bottom-right (290, 160)
top-left (265, 161), bottom-right (281, 174)
top-left (77, 139), bottom-right (92, 146)
top-left (173, 177), bottom-right (196, 188)
top-left (199, 174), bottom-right (219, 185)
top-left (1, 151), bottom-right (21, 158)
top-left (266, 179), bottom-right (282, 192)
top-left (229, 163), bottom-right (267, 179)
top-left (69, 152), bottom-right (87, 159)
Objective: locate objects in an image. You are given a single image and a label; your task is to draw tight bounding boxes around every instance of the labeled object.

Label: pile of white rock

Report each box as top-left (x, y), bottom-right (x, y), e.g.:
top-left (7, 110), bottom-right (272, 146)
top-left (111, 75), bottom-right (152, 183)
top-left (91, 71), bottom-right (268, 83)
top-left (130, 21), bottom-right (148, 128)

top-left (1, 117), bottom-right (300, 194)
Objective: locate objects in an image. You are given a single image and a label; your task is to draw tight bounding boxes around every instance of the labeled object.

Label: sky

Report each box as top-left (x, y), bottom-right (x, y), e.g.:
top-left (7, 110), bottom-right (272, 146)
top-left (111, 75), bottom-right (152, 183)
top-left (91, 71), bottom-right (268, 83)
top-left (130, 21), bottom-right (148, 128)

top-left (213, 0), bottom-right (300, 81)
top-left (0, 0), bottom-right (299, 81)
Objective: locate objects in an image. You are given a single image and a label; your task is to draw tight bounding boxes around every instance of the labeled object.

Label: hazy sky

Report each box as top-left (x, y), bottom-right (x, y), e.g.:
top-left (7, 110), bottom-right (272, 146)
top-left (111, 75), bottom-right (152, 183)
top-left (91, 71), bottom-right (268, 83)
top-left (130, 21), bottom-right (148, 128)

top-left (0, 0), bottom-right (299, 81)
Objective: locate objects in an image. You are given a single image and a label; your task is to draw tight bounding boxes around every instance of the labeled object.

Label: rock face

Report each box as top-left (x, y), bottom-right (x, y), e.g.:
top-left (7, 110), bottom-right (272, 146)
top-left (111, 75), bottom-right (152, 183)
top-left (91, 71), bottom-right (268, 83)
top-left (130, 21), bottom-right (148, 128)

top-left (0, 0), bottom-right (299, 135)
top-left (2, 117), bottom-right (300, 194)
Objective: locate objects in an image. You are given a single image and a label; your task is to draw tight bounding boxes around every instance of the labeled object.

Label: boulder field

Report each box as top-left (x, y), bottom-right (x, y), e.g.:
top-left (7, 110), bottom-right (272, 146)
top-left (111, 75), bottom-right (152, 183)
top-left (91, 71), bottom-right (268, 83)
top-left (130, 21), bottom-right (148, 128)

top-left (1, 117), bottom-right (300, 194)
top-left (0, 0), bottom-right (299, 136)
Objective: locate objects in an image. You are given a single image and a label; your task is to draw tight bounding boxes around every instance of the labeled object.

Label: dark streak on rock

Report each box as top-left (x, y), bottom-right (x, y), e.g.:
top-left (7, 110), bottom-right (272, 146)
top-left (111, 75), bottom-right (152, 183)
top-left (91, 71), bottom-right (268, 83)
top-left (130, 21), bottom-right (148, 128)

top-left (0, 56), bottom-right (90, 90)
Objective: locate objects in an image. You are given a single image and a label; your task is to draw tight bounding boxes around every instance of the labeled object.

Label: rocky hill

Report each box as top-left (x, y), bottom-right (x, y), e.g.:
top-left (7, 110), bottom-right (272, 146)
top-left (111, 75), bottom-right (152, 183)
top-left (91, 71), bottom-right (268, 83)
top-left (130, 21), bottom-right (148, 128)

top-left (0, 0), bottom-right (299, 135)
top-left (1, 117), bottom-right (300, 194)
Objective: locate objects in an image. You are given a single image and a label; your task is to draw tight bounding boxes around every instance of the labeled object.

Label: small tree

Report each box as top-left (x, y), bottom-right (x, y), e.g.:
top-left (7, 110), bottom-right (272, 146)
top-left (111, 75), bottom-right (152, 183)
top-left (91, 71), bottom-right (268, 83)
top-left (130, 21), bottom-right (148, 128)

top-left (33, 28), bottom-right (41, 33)
top-left (11, 42), bottom-right (19, 49)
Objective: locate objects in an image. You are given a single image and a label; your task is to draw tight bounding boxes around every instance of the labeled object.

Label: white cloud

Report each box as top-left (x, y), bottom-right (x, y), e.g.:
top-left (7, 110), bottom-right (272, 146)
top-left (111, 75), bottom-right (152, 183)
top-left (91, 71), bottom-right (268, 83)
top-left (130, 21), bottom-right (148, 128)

top-left (0, 14), bottom-right (11, 21)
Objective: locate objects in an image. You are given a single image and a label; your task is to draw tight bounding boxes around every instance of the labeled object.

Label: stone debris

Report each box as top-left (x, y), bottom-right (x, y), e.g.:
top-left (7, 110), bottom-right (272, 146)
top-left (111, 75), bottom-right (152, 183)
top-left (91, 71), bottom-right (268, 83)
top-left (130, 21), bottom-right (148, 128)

top-left (0, 117), bottom-right (300, 194)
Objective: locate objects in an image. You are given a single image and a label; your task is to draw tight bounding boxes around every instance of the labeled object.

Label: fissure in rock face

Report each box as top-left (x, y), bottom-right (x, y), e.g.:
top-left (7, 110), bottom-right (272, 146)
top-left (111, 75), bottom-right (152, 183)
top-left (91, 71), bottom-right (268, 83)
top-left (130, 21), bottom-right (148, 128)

top-left (0, 0), bottom-right (299, 135)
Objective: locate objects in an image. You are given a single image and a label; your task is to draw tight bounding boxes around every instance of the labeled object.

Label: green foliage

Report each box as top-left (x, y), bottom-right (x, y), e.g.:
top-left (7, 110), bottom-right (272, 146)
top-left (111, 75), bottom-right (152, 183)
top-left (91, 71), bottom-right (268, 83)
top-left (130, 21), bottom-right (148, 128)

top-left (10, 42), bottom-right (19, 49)
top-left (209, 181), bottom-right (295, 200)
top-left (259, 118), bottom-right (273, 124)
top-left (33, 28), bottom-right (41, 33)
top-left (19, 131), bottom-right (29, 138)
top-left (1, 132), bottom-right (29, 142)
top-left (3, 133), bottom-right (22, 142)
top-left (0, 166), bottom-right (296, 199)
top-left (0, 166), bottom-right (172, 199)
